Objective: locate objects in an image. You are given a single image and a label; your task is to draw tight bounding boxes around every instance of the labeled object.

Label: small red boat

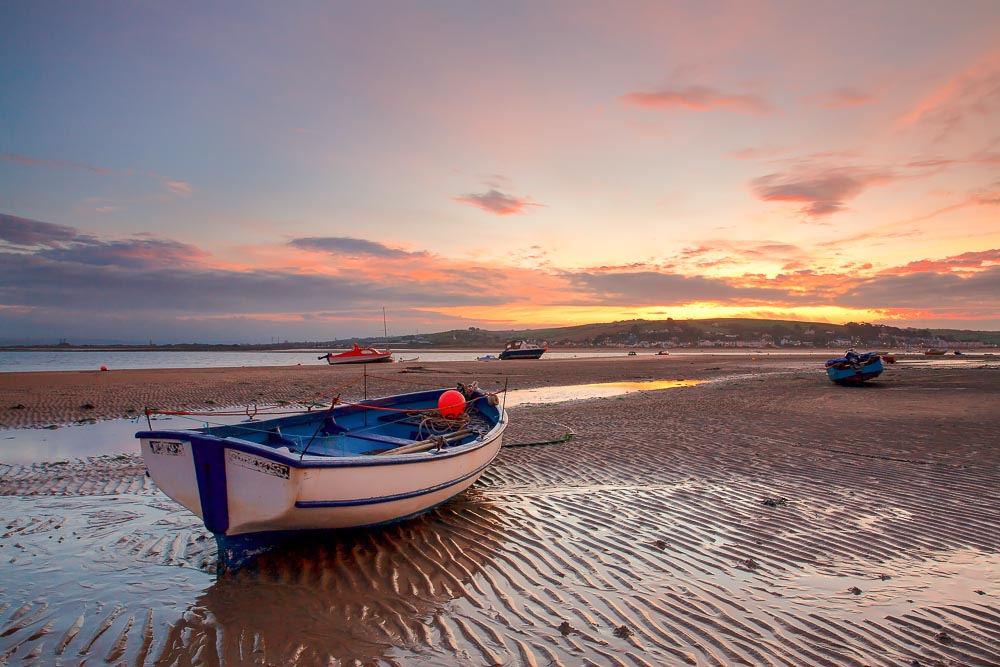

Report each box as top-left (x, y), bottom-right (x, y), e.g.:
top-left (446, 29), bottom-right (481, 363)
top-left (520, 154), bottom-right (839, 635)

top-left (319, 343), bottom-right (393, 365)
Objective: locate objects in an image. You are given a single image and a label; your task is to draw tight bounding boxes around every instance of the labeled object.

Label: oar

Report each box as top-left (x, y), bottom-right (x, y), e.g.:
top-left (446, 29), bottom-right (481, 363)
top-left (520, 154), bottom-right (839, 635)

top-left (373, 428), bottom-right (474, 456)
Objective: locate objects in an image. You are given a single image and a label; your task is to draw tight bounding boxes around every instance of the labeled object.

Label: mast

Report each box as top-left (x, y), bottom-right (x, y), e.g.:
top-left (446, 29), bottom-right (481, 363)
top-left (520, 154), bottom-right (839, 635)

top-left (382, 307), bottom-right (389, 350)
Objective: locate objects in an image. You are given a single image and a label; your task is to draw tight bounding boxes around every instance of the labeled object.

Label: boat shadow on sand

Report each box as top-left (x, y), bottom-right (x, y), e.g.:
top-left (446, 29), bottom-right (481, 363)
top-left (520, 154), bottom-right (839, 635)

top-left (0, 489), bottom-right (514, 667)
top-left (151, 490), bottom-right (511, 666)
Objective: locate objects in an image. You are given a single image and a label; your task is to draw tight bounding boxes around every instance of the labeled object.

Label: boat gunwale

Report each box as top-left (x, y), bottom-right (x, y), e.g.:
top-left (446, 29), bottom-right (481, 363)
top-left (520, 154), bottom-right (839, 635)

top-left (136, 387), bottom-right (507, 469)
top-left (293, 456), bottom-right (498, 508)
top-left (136, 423), bottom-right (506, 468)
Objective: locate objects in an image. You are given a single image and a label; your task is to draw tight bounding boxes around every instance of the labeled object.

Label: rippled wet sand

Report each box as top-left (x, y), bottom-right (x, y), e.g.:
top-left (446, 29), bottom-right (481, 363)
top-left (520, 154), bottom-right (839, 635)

top-left (1, 361), bottom-right (998, 666)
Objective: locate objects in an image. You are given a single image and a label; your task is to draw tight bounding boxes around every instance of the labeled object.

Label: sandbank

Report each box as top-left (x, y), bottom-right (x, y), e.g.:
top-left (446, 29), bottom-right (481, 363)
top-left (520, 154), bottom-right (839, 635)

top-left (1, 353), bottom-right (998, 666)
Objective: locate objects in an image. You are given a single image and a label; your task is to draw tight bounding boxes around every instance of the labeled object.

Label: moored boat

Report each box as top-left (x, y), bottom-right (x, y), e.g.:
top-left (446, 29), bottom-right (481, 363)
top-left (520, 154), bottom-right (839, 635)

top-left (924, 348), bottom-right (947, 356)
top-left (137, 384), bottom-right (507, 571)
top-left (319, 343), bottom-right (393, 364)
top-left (498, 340), bottom-right (547, 360)
top-left (824, 349), bottom-right (884, 384)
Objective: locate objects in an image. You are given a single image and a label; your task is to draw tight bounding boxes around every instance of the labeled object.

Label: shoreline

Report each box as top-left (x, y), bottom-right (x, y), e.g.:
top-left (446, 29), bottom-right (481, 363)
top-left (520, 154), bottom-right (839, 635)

top-left (3, 352), bottom-right (996, 430)
top-left (0, 353), bottom-right (805, 429)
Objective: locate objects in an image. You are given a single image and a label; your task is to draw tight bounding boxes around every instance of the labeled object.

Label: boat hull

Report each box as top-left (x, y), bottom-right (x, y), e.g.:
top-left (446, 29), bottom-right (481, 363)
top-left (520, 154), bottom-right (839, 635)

top-left (138, 389), bottom-right (505, 570)
top-left (498, 348), bottom-right (546, 360)
top-left (825, 358), bottom-right (884, 384)
top-left (324, 354), bottom-right (393, 364)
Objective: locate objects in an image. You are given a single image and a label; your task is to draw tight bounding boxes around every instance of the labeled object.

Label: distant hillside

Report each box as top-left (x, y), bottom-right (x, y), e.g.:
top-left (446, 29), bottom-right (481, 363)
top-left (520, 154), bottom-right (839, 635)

top-left (401, 317), bottom-right (993, 348)
top-left (929, 329), bottom-right (1000, 345)
top-left (4, 318), bottom-right (997, 351)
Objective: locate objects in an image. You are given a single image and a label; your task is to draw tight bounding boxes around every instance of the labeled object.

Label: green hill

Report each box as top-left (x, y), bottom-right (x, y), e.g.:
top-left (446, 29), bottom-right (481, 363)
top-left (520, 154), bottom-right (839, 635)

top-left (396, 317), bottom-right (988, 348)
top-left (6, 318), bottom-right (997, 352)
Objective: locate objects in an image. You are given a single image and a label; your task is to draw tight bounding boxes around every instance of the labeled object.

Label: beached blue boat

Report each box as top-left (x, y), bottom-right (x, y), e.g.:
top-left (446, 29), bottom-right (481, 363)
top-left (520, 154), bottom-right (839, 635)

top-left (136, 384), bottom-right (507, 571)
top-left (498, 340), bottom-right (547, 360)
top-left (824, 350), bottom-right (884, 384)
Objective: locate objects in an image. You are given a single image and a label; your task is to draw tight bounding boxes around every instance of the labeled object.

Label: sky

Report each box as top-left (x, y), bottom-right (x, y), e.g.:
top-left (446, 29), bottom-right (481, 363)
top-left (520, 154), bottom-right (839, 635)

top-left (1, 1), bottom-right (999, 344)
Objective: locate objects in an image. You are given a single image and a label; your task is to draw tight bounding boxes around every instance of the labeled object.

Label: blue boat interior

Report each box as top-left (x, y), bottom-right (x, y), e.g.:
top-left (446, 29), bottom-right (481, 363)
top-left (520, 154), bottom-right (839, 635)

top-left (184, 389), bottom-right (500, 457)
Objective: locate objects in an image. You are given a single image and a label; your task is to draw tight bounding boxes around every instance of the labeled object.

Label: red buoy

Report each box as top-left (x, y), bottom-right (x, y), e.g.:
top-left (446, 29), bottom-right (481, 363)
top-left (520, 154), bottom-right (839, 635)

top-left (100, 365), bottom-right (108, 371)
top-left (437, 390), bottom-right (465, 418)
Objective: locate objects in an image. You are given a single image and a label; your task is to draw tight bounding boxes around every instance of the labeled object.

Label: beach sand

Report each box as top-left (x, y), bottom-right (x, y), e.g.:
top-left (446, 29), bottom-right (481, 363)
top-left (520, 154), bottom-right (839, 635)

top-left (1, 354), bottom-right (998, 666)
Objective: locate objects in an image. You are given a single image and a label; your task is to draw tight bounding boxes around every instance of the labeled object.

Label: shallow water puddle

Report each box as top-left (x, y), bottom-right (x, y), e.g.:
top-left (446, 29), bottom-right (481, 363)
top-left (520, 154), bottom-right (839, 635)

top-left (503, 379), bottom-right (702, 407)
top-left (775, 547), bottom-right (998, 616)
top-left (0, 380), bottom-right (701, 464)
top-left (0, 413), bottom-right (246, 464)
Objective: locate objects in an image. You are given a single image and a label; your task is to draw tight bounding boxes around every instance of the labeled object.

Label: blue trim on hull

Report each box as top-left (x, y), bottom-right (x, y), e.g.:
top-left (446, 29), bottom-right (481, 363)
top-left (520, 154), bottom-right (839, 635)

top-left (214, 483), bottom-right (483, 572)
top-left (826, 360), bottom-right (884, 384)
top-left (191, 438), bottom-right (229, 533)
top-left (295, 457), bottom-right (494, 508)
top-left (498, 349), bottom-right (545, 360)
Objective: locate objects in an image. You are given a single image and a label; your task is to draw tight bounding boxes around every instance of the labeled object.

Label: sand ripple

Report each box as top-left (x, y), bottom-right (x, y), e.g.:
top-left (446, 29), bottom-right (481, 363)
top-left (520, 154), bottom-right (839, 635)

top-left (1, 368), bottom-right (998, 665)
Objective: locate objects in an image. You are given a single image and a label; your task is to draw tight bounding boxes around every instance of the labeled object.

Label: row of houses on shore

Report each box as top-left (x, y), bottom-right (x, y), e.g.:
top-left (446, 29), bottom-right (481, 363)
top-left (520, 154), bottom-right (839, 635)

top-left (558, 334), bottom-right (995, 350)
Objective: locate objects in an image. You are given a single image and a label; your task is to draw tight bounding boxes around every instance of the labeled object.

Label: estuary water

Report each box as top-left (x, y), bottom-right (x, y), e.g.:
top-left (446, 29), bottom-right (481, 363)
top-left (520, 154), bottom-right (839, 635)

top-left (0, 349), bottom-right (625, 373)
top-left (0, 379), bottom-right (704, 463)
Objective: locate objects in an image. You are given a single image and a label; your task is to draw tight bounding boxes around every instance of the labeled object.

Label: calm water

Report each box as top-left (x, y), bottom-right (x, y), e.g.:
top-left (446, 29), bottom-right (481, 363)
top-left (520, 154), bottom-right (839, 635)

top-left (0, 380), bottom-right (703, 464)
top-left (0, 349), bottom-right (627, 373)
top-left (3, 348), bottom-right (993, 374)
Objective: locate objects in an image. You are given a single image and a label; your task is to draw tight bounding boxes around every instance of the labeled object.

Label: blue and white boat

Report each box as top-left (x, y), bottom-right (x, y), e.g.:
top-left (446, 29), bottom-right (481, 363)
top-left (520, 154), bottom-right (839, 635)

top-left (136, 384), bottom-right (507, 571)
top-left (498, 340), bottom-right (547, 360)
top-left (824, 350), bottom-right (885, 384)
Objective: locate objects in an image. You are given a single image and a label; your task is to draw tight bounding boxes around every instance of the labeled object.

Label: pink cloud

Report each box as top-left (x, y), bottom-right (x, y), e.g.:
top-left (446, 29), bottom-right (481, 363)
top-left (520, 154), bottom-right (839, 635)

top-left (620, 86), bottom-right (770, 114)
top-left (165, 181), bottom-right (194, 198)
top-left (897, 179), bottom-right (1000, 224)
top-left (896, 48), bottom-right (1000, 136)
top-left (728, 146), bottom-right (788, 160)
top-left (452, 189), bottom-right (544, 216)
top-left (751, 164), bottom-right (897, 217)
top-left (0, 153), bottom-right (112, 175)
top-left (809, 87), bottom-right (876, 109)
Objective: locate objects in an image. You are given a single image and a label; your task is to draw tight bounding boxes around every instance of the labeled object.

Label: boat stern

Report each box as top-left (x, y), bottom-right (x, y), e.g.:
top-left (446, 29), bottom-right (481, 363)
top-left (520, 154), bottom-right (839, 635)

top-left (138, 432), bottom-right (304, 537)
top-left (138, 436), bottom-right (205, 521)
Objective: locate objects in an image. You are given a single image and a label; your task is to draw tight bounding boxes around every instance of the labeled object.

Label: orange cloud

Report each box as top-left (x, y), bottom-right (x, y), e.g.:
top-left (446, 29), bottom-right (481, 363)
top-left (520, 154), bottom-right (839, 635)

top-left (896, 47), bottom-right (1000, 136)
top-left (882, 249), bottom-right (1000, 276)
top-left (620, 86), bottom-right (770, 113)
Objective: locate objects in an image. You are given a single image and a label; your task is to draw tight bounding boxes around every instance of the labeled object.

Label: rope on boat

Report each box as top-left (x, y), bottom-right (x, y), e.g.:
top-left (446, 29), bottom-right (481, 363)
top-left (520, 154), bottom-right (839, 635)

top-left (417, 412), bottom-right (470, 439)
top-left (503, 433), bottom-right (575, 448)
top-left (142, 374), bottom-right (507, 443)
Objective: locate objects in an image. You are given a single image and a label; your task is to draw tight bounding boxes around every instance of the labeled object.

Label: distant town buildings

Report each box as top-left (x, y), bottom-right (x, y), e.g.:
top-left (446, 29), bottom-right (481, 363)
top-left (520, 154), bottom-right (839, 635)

top-left (547, 322), bottom-right (994, 350)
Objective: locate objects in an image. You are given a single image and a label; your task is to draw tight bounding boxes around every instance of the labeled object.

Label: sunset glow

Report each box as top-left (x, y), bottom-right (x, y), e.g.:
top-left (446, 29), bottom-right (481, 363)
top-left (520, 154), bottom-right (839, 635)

top-left (1, 2), bottom-right (999, 343)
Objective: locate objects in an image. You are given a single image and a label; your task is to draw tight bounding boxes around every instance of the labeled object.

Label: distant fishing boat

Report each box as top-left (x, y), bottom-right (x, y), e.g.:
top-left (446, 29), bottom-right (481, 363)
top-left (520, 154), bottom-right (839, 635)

top-left (498, 340), bottom-right (547, 360)
top-left (137, 384), bottom-right (507, 571)
top-left (320, 307), bottom-right (394, 364)
top-left (824, 349), bottom-right (884, 384)
top-left (319, 343), bottom-right (393, 364)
